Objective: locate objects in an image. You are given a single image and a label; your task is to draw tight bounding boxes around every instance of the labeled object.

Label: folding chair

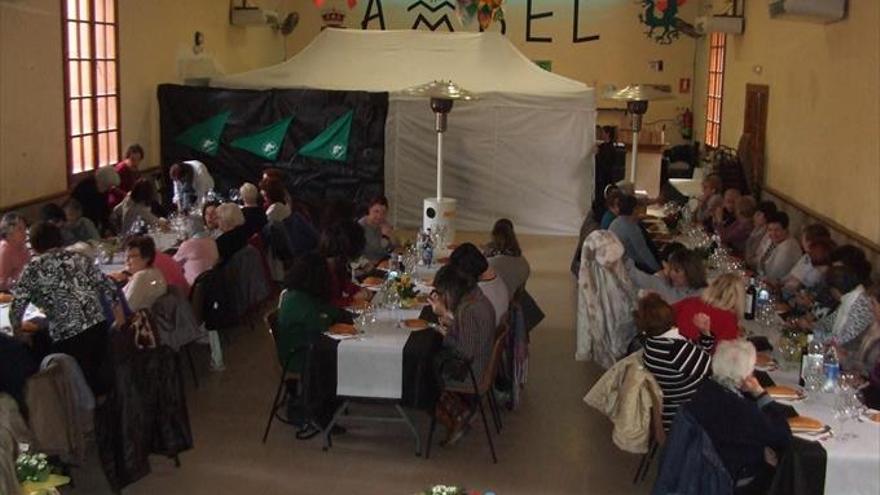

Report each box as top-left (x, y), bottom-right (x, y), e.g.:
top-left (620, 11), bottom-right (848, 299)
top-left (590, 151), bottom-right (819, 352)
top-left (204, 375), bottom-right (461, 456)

top-left (425, 325), bottom-right (510, 464)
top-left (261, 309), bottom-right (317, 442)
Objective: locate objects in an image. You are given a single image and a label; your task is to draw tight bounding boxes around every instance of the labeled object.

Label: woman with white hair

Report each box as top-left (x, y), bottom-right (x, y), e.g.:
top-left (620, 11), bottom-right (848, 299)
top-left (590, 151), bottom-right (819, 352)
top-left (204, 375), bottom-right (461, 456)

top-left (70, 165), bottom-right (120, 233)
top-left (0, 213), bottom-right (30, 291)
top-left (674, 273), bottom-right (744, 349)
top-left (239, 182), bottom-right (267, 237)
top-left (686, 340), bottom-right (791, 492)
top-left (215, 203), bottom-right (249, 265)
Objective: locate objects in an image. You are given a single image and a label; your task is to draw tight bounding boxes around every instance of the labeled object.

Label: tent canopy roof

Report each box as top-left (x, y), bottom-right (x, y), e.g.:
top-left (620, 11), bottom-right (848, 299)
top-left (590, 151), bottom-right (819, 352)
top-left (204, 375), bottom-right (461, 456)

top-left (212, 29), bottom-right (593, 107)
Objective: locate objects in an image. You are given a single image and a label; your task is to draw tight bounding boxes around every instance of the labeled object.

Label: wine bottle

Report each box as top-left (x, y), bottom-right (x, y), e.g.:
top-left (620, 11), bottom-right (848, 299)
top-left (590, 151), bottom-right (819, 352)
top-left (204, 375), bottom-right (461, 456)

top-left (744, 277), bottom-right (757, 320)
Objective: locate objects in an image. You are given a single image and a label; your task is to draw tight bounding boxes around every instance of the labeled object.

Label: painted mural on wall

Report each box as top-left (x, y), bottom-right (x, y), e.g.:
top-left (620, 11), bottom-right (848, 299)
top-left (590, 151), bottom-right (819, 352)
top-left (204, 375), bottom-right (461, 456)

top-left (323, 0), bottom-right (600, 44)
top-left (638, 0), bottom-right (695, 45)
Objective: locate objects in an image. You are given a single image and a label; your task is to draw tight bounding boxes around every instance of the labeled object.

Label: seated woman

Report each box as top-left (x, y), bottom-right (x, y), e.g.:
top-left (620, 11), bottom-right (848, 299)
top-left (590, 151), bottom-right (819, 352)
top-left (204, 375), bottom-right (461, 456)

top-left (0, 213), bottom-right (30, 291)
top-left (636, 294), bottom-right (711, 431)
top-left (201, 201), bottom-right (221, 238)
top-left (600, 188), bottom-right (623, 230)
top-left (627, 245), bottom-right (706, 305)
top-left (780, 223), bottom-right (832, 292)
top-left (694, 173), bottom-right (723, 227)
top-left (609, 194), bottom-right (661, 273)
top-left (717, 195), bottom-right (755, 256)
top-left (239, 182), bottom-right (267, 238)
top-left (358, 196), bottom-right (396, 263)
top-left (450, 243), bottom-right (509, 326)
top-left (173, 224), bottom-right (219, 286)
top-left (674, 273), bottom-right (743, 346)
top-left (485, 218), bottom-right (531, 295)
top-left (260, 177), bottom-right (291, 224)
top-left (276, 253), bottom-right (342, 373)
top-left (40, 203), bottom-right (75, 246)
top-left (319, 220), bottom-right (368, 308)
top-left (113, 178), bottom-right (162, 234)
top-left (429, 264), bottom-right (496, 445)
top-left (745, 200), bottom-right (777, 268)
top-left (63, 199), bottom-right (100, 243)
top-left (686, 340), bottom-right (792, 492)
top-left (114, 236), bottom-right (167, 311)
top-left (710, 188), bottom-right (741, 234)
top-left (215, 203), bottom-right (250, 265)
top-left (753, 212), bottom-right (802, 283)
top-left (813, 264), bottom-right (876, 368)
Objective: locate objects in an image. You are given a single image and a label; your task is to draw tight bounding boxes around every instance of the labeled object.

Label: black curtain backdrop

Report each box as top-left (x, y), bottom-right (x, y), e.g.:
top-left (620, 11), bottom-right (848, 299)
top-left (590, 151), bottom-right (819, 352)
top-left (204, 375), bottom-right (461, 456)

top-left (157, 84), bottom-right (388, 210)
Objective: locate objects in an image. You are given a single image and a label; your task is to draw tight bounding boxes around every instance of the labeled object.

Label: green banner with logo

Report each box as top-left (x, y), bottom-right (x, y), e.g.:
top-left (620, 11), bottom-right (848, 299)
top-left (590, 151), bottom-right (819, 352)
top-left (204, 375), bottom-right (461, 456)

top-left (230, 116), bottom-right (293, 160)
top-left (298, 110), bottom-right (353, 162)
top-left (174, 111), bottom-right (231, 156)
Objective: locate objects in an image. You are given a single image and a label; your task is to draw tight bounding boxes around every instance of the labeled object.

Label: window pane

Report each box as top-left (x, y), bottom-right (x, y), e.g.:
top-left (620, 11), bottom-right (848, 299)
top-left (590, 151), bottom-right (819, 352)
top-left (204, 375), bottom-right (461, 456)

top-left (79, 22), bottom-right (91, 58)
top-left (66, 0), bottom-right (78, 20)
top-left (109, 131), bottom-right (119, 160)
top-left (83, 134), bottom-right (95, 171)
top-left (107, 96), bottom-right (117, 129)
top-left (67, 22), bottom-right (79, 58)
top-left (68, 61), bottom-right (80, 97)
top-left (95, 62), bottom-right (104, 95)
top-left (95, 24), bottom-right (105, 59)
top-left (106, 25), bottom-right (115, 59)
top-left (80, 61), bottom-right (92, 96)
top-left (105, 0), bottom-right (115, 23)
top-left (70, 99), bottom-right (81, 135)
top-left (106, 62), bottom-right (116, 94)
top-left (95, 0), bottom-right (105, 22)
top-left (78, 0), bottom-right (90, 21)
top-left (98, 132), bottom-right (109, 166)
top-left (71, 136), bottom-right (83, 173)
top-left (96, 96), bottom-right (107, 131)
top-left (82, 98), bottom-right (93, 134)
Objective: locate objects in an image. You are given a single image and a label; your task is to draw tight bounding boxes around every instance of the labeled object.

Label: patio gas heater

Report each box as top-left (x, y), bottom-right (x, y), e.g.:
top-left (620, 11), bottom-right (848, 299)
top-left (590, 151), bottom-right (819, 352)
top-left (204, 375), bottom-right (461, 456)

top-left (606, 85), bottom-right (672, 186)
top-left (404, 80), bottom-right (475, 253)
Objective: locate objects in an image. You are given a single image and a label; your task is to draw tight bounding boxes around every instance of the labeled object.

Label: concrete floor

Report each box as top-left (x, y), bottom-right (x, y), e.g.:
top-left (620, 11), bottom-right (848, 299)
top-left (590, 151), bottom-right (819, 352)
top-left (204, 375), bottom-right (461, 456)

top-left (72, 232), bottom-right (652, 495)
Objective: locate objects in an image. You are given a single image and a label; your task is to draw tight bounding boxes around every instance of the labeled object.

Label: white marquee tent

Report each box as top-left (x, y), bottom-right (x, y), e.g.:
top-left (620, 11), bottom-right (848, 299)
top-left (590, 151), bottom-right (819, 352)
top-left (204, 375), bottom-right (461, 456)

top-left (213, 29), bottom-right (596, 235)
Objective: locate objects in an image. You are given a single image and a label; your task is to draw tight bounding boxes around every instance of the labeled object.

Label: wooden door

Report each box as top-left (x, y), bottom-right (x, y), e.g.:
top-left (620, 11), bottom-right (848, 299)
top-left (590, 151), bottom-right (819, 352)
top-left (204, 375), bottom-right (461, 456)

top-left (743, 84), bottom-right (769, 195)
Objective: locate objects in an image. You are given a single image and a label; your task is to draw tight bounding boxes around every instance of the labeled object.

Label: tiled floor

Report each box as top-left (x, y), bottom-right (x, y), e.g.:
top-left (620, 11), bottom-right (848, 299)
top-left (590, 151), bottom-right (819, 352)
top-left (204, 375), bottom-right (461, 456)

top-left (73, 232), bottom-right (652, 495)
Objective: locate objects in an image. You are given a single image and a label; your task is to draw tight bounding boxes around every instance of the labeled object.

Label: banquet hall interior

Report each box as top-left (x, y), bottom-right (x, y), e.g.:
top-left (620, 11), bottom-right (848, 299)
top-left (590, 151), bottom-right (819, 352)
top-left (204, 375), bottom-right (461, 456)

top-left (1, 0), bottom-right (879, 494)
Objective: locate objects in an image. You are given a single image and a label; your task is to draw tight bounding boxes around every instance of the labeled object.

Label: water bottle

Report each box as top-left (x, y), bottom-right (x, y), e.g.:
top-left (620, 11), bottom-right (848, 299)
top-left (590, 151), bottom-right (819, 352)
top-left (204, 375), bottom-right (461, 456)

top-left (744, 277), bottom-right (757, 320)
top-left (800, 335), bottom-right (824, 391)
top-left (421, 229), bottom-right (434, 267)
top-left (822, 343), bottom-right (840, 392)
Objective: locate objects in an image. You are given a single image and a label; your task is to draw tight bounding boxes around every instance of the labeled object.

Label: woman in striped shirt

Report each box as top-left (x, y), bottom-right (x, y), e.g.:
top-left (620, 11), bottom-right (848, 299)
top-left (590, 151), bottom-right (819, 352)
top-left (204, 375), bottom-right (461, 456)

top-left (636, 294), bottom-right (712, 430)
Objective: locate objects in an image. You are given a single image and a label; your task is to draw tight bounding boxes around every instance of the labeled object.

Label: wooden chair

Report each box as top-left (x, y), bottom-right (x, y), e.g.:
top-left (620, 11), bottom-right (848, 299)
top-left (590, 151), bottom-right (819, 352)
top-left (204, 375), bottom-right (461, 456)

top-left (425, 324), bottom-right (510, 464)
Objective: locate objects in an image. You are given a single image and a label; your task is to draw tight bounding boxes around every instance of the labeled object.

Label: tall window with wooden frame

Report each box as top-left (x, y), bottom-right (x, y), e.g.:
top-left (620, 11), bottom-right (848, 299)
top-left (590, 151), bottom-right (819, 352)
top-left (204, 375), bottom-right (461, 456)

top-left (63, 0), bottom-right (120, 177)
top-left (704, 32), bottom-right (727, 148)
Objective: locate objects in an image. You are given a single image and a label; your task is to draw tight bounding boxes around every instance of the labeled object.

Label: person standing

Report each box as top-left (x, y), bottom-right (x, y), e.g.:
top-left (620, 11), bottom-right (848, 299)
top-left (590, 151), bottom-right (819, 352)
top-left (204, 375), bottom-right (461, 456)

top-left (10, 222), bottom-right (120, 394)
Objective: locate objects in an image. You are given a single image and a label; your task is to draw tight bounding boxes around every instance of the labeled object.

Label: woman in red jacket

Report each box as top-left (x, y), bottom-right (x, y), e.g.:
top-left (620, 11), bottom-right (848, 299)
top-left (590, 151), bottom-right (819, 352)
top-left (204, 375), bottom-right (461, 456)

top-left (673, 273), bottom-right (744, 349)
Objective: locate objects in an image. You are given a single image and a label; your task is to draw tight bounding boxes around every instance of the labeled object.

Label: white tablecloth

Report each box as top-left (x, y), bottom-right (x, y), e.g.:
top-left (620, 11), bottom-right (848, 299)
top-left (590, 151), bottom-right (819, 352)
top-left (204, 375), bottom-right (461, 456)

top-left (335, 307), bottom-right (422, 400)
top-left (743, 319), bottom-right (880, 495)
top-left (0, 302), bottom-right (45, 336)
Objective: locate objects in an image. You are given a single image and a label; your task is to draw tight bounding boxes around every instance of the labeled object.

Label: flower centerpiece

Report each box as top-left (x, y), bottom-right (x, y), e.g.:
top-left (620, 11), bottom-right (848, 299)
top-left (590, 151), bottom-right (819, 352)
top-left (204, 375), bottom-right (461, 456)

top-left (391, 273), bottom-right (420, 308)
top-left (16, 451), bottom-right (51, 483)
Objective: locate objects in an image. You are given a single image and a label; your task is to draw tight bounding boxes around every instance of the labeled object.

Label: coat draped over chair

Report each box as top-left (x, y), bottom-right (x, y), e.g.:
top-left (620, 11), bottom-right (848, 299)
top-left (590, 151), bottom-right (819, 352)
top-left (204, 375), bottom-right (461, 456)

top-left (576, 230), bottom-right (638, 368)
top-left (584, 350), bottom-right (663, 454)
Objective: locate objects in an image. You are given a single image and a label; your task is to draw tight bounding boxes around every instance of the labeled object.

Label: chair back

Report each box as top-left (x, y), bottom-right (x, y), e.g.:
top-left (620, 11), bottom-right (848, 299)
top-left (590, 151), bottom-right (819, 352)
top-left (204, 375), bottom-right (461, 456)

top-left (188, 268), bottom-right (215, 327)
top-left (477, 323), bottom-right (510, 395)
